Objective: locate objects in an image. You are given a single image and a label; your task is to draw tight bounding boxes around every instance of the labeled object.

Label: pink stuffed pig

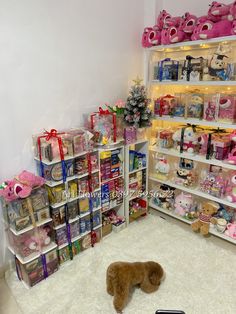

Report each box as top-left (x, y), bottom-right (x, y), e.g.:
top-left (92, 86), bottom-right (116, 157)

top-left (225, 223), bottom-right (236, 239)
top-left (193, 19), bottom-right (232, 40)
top-left (156, 10), bottom-right (172, 29)
top-left (142, 27), bottom-right (153, 48)
top-left (208, 1), bottom-right (232, 22)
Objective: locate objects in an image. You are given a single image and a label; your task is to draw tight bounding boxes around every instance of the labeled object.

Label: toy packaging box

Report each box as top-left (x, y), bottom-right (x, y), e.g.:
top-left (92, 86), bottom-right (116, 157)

top-left (46, 184), bottom-right (66, 206)
top-left (185, 93), bottom-right (204, 119)
top-left (67, 201), bottom-right (79, 220)
top-left (203, 94), bottom-right (220, 122)
top-left (90, 108), bottom-right (117, 145)
top-left (8, 221), bottom-right (55, 260)
top-left (124, 126), bottom-right (137, 145)
top-left (39, 160), bottom-right (74, 183)
top-left (74, 155), bottom-right (88, 176)
top-left (51, 205), bottom-right (66, 227)
top-left (78, 197), bottom-right (90, 214)
top-left (16, 250), bottom-right (58, 288)
top-left (55, 225), bottom-right (68, 247)
top-left (158, 59), bottom-right (179, 81)
top-left (218, 94), bottom-right (236, 123)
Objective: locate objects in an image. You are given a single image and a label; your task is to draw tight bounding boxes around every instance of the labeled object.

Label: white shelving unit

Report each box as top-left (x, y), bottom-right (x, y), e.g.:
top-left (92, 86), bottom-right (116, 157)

top-left (124, 140), bottom-right (149, 224)
top-left (98, 144), bottom-right (125, 236)
top-left (146, 35), bottom-right (236, 245)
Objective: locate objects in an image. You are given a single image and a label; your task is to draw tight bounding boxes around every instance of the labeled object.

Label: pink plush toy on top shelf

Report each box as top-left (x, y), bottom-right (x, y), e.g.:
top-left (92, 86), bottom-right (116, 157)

top-left (156, 10), bottom-right (172, 29)
top-left (142, 27), bottom-right (153, 48)
top-left (161, 26), bottom-right (186, 45)
top-left (191, 19), bottom-right (232, 40)
top-left (230, 1), bottom-right (236, 20)
top-left (208, 1), bottom-right (233, 22)
top-left (148, 25), bottom-right (162, 46)
top-left (179, 12), bottom-right (198, 37)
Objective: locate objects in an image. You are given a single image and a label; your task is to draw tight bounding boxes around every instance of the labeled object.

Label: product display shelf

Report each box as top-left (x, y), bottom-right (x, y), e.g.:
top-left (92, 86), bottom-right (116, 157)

top-left (9, 217), bottom-right (53, 236)
top-left (150, 147), bottom-right (236, 171)
top-left (152, 116), bottom-right (236, 130)
top-left (149, 176), bottom-right (236, 209)
top-left (151, 80), bottom-right (236, 86)
top-left (150, 201), bottom-right (236, 245)
top-left (149, 35), bottom-right (236, 52)
top-left (125, 140), bottom-right (149, 224)
top-left (99, 144), bottom-right (126, 234)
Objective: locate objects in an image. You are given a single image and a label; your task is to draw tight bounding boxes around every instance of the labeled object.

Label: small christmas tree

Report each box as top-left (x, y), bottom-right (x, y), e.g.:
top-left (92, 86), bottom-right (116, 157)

top-left (124, 77), bottom-right (152, 128)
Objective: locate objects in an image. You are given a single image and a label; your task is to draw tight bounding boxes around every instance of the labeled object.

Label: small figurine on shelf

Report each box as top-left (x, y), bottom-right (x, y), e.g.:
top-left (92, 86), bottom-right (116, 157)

top-left (191, 201), bottom-right (219, 236)
top-left (173, 158), bottom-right (197, 187)
top-left (203, 94), bottom-right (219, 121)
top-left (186, 93), bottom-right (204, 119)
top-left (155, 156), bottom-right (170, 180)
top-left (225, 171), bottom-right (236, 203)
top-left (154, 184), bottom-right (175, 210)
top-left (172, 126), bottom-right (198, 154)
top-left (174, 192), bottom-right (193, 217)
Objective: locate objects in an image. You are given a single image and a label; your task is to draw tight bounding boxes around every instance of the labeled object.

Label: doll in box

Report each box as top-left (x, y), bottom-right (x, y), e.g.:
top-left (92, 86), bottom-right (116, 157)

top-left (186, 94), bottom-right (204, 119)
top-left (173, 159), bottom-right (198, 188)
top-left (203, 96), bottom-right (219, 122)
top-left (218, 95), bottom-right (236, 123)
top-left (172, 126), bottom-right (198, 154)
top-left (155, 157), bottom-right (170, 181)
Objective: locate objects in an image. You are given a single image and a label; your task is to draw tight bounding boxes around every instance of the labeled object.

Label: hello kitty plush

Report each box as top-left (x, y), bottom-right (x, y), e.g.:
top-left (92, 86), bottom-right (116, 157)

top-left (225, 172), bottom-right (236, 203)
top-left (172, 127), bottom-right (198, 154)
top-left (155, 157), bottom-right (170, 180)
top-left (174, 193), bottom-right (193, 216)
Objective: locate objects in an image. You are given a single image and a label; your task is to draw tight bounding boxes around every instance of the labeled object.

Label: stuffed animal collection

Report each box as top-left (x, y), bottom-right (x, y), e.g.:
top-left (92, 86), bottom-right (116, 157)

top-left (142, 1), bottom-right (236, 47)
top-left (106, 261), bottom-right (164, 313)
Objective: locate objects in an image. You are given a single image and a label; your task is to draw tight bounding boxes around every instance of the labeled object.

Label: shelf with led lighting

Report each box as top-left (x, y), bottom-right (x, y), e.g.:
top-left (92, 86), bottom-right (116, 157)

top-left (151, 80), bottom-right (236, 86)
top-left (148, 35), bottom-right (236, 52)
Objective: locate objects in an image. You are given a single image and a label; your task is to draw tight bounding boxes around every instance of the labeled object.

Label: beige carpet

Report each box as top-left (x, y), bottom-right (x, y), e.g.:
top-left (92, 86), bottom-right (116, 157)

top-left (5, 214), bottom-right (236, 314)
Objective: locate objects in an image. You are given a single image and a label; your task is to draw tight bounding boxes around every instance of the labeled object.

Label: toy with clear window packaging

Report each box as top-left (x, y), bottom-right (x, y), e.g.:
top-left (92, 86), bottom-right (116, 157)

top-left (212, 134), bottom-right (231, 160)
top-left (203, 94), bottom-right (219, 121)
top-left (173, 158), bottom-right (198, 187)
top-left (158, 129), bottom-right (174, 149)
top-left (186, 93), bottom-right (204, 119)
top-left (218, 94), bottom-right (236, 123)
top-left (174, 192), bottom-right (193, 217)
top-left (225, 171), bottom-right (236, 203)
top-left (200, 166), bottom-right (226, 198)
top-left (153, 184), bottom-right (175, 210)
top-left (172, 94), bottom-right (185, 117)
top-left (155, 156), bottom-right (170, 180)
top-left (158, 59), bottom-right (179, 81)
top-left (172, 126), bottom-right (198, 154)
top-left (154, 95), bottom-right (177, 116)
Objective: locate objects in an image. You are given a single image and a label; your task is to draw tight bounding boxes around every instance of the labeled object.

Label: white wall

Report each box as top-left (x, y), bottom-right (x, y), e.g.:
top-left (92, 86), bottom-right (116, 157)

top-left (0, 0), bottom-right (159, 269)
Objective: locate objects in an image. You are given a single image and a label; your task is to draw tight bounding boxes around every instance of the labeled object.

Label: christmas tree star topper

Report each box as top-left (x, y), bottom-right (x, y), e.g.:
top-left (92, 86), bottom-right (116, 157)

top-left (132, 76), bottom-right (143, 86)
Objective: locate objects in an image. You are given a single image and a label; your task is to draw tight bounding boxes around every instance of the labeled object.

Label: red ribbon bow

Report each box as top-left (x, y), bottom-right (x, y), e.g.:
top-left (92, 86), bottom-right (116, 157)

top-left (99, 107), bottom-right (110, 115)
top-left (44, 129), bottom-right (59, 141)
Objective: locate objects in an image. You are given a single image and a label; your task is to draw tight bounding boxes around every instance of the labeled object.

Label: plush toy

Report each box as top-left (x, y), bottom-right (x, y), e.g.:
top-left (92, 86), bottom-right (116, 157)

top-left (191, 201), bottom-right (219, 235)
top-left (90, 154), bottom-right (98, 171)
top-left (198, 133), bottom-right (210, 155)
top-left (142, 27), bottom-right (154, 48)
top-left (231, 20), bottom-right (236, 34)
top-left (154, 184), bottom-right (175, 209)
top-left (230, 1), bottom-right (236, 20)
top-left (147, 25), bottom-right (162, 46)
top-left (225, 171), bottom-right (236, 203)
top-left (195, 19), bottom-right (232, 40)
top-left (179, 12), bottom-right (198, 38)
top-left (172, 127), bottom-right (198, 154)
top-left (0, 171), bottom-right (45, 202)
top-left (155, 157), bottom-right (170, 180)
top-left (165, 15), bottom-right (182, 28)
top-left (156, 10), bottom-right (172, 29)
top-left (208, 1), bottom-right (232, 22)
top-left (107, 261), bottom-right (164, 313)
top-left (174, 192), bottom-right (193, 216)
top-left (225, 222), bottom-right (236, 239)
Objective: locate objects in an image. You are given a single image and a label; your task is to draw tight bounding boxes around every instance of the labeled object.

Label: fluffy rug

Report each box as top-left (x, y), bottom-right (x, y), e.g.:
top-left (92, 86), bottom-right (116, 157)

top-left (6, 214), bottom-right (236, 314)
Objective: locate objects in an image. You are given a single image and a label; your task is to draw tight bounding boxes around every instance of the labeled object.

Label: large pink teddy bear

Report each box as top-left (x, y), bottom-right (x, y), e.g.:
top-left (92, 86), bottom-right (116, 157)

top-left (225, 223), bottom-right (236, 239)
top-left (0, 170), bottom-right (45, 202)
top-left (191, 19), bottom-right (232, 40)
top-left (226, 171), bottom-right (236, 203)
top-left (208, 1), bottom-right (233, 22)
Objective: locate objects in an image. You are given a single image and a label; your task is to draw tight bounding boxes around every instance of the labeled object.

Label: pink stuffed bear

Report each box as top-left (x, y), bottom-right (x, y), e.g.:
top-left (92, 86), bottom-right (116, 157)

top-left (208, 1), bottom-right (232, 22)
top-left (226, 171), bottom-right (236, 203)
top-left (179, 12), bottom-right (198, 39)
top-left (0, 170), bottom-right (45, 202)
top-left (161, 26), bottom-right (186, 45)
top-left (192, 19), bottom-right (232, 40)
top-left (142, 27), bottom-right (153, 48)
top-left (156, 10), bottom-right (172, 30)
top-left (225, 223), bottom-right (236, 239)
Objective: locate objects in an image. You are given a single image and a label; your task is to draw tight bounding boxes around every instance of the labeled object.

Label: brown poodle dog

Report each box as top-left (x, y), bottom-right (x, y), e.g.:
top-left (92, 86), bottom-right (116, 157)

top-left (106, 261), bottom-right (164, 313)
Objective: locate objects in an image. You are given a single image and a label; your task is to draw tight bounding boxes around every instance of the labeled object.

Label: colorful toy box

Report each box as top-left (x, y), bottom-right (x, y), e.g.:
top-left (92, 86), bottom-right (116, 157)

top-left (158, 129), bottom-right (174, 149)
top-left (218, 94), bottom-right (236, 123)
top-left (203, 94), bottom-right (219, 122)
top-left (186, 93), bottom-right (204, 119)
top-left (46, 184), bottom-right (66, 206)
top-left (124, 126), bottom-right (137, 145)
top-left (16, 248), bottom-right (58, 287)
top-left (51, 205), bottom-right (66, 228)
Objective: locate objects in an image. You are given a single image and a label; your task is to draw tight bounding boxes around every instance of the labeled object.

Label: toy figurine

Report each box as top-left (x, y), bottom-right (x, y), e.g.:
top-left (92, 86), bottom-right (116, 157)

top-left (155, 157), bottom-right (170, 180)
top-left (173, 159), bottom-right (197, 187)
top-left (172, 126), bottom-right (198, 154)
top-left (186, 94), bottom-right (204, 119)
top-left (203, 95), bottom-right (219, 121)
top-left (191, 201), bottom-right (219, 236)
top-left (174, 193), bottom-right (193, 216)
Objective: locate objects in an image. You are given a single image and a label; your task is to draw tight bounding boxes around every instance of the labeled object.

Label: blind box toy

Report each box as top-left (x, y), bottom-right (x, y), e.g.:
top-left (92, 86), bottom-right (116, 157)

top-left (158, 58), bottom-right (179, 81)
top-left (186, 93), bottom-right (204, 119)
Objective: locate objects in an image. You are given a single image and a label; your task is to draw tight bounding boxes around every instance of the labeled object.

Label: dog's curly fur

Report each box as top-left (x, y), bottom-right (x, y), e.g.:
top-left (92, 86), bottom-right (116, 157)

top-left (106, 261), bottom-right (164, 313)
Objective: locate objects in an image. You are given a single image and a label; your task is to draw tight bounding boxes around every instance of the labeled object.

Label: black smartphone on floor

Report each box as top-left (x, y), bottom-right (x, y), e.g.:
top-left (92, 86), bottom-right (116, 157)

top-left (156, 310), bottom-right (185, 314)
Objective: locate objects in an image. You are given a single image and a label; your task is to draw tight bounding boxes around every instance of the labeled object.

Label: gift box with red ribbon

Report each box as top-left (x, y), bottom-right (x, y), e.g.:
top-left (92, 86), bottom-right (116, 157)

top-left (90, 107), bottom-right (117, 145)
